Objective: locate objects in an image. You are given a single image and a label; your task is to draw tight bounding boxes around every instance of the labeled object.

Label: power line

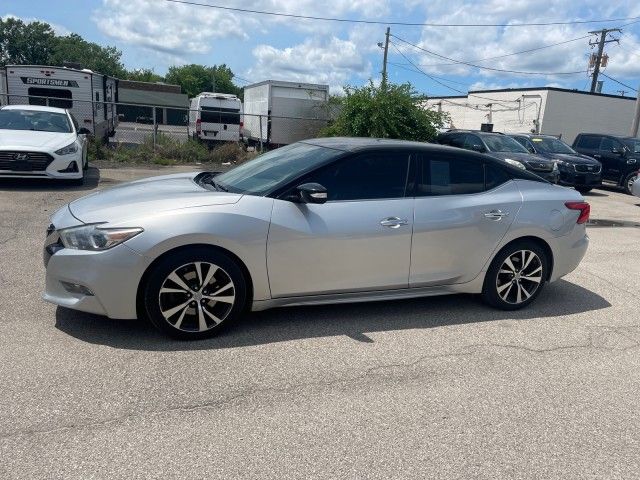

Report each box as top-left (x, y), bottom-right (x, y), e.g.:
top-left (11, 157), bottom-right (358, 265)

top-left (387, 61), bottom-right (469, 86)
top-left (162, 0), bottom-right (640, 28)
top-left (391, 34), bottom-right (588, 76)
top-left (599, 73), bottom-right (636, 91)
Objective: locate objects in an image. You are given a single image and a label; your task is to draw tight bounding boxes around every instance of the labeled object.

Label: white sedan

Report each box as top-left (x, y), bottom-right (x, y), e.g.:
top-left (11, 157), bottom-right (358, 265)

top-left (0, 105), bottom-right (89, 184)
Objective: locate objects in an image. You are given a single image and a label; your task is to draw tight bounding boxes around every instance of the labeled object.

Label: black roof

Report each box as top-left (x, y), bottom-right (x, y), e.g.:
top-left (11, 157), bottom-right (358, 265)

top-left (576, 133), bottom-right (639, 140)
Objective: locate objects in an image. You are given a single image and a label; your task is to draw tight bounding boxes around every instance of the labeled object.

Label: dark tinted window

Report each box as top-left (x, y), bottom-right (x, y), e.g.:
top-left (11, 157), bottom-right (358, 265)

top-left (600, 137), bottom-right (623, 152)
top-left (449, 134), bottom-right (467, 148)
top-left (462, 134), bottom-right (483, 150)
top-left (201, 106), bottom-right (241, 125)
top-left (486, 164), bottom-right (512, 190)
top-left (575, 135), bottom-right (600, 149)
top-left (306, 152), bottom-right (410, 201)
top-left (416, 155), bottom-right (485, 196)
top-left (27, 87), bottom-right (72, 109)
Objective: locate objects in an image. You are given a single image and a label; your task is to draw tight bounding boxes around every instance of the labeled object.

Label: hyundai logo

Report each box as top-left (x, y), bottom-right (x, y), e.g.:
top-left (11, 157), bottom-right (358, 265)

top-left (13, 153), bottom-right (29, 161)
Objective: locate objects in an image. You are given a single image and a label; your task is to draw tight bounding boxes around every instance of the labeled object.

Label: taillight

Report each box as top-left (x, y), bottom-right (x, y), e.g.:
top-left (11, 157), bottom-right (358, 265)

top-left (196, 118), bottom-right (201, 133)
top-left (565, 201), bottom-right (590, 224)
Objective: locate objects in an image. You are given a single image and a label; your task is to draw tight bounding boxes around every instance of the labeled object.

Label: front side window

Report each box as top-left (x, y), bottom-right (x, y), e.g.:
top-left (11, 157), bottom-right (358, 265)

top-left (304, 152), bottom-right (411, 201)
top-left (215, 143), bottom-right (342, 195)
top-left (462, 134), bottom-right (484, 151)
top-left (600, 137), bottom-right (623, 152)
top-left (416, 154), bottom-right (486, 196)
top-left (623, 139), bottom-right (640, 154)
top-left (0, 109), bottom-right (72, 133)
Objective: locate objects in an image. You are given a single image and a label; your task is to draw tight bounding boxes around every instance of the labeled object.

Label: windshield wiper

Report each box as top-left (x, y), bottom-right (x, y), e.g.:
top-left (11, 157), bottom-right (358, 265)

top-left (210, 179), bottom-right (228, 192)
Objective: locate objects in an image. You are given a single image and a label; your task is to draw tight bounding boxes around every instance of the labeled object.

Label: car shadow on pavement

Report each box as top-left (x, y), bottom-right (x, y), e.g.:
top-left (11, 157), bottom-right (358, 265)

top-left (55, 279), bottom-right (611, 352)
top-left (0, 167), bottom-right (100, 191)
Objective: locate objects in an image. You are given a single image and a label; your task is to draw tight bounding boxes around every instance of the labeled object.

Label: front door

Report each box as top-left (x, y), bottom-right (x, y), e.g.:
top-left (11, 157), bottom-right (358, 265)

top-left (267, 151), bottom-right (414, 297)
top-left (410, 154), bottom-right (521, 286)
top-left (598, 137), bottom-right (626, 182)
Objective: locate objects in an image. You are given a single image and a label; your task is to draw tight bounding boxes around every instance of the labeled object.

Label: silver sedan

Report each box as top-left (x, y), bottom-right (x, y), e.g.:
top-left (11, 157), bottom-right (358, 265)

top-left (44, 138), bottom-right (590, 339)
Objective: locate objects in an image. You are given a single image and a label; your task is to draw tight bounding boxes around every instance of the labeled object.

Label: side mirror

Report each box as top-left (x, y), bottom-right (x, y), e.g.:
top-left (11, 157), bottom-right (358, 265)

top-left (527, 146), bottom-right (536, 154)
top-left (77, 127), bottom-right (91, 135)
top-left (470, 144), bottom-right (485, 153)
top-left (297, 183), bottom-right (328, 204)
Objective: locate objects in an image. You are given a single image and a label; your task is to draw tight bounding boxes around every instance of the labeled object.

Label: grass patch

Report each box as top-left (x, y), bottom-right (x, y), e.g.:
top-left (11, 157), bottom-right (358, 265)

top-left (88, 134), bottom-right (256, 167)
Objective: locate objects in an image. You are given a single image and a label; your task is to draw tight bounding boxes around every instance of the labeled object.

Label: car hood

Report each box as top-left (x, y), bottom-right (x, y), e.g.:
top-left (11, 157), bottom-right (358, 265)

top-left (488, 151), bottom-right (554, 166)
top-left (68, 172), bottom-right (242, 224)
top-left (538, 152), bottom-right (601, 165)
top-left (0, 130), bottom-right (75, 149)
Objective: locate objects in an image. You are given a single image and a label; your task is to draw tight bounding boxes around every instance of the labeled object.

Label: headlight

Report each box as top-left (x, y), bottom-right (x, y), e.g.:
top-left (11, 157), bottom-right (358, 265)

top-left (59, 224), bottom-right (143, 251)
top-left (55, 142), bottom-right (78, 155)
top-left (504, 158), bottom-right (527, 170)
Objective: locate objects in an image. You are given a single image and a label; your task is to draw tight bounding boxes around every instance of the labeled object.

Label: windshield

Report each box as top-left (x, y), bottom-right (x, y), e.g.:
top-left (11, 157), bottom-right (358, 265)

top-left (530, 136), bottom-right (576, 154)
top-left (214, 143), bottom-right (343, 195)
top-left (483, 135), bottom-right (529, 153)
top-left (0, 109), bottom-right (72, 133)
top-left (623, 139), bottom-right (640, 154)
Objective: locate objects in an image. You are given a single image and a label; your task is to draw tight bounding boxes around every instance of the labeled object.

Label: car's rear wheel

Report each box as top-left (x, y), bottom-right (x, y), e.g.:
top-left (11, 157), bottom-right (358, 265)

top-left (143, 248), bottom-right (247, 339)
top-left (575, 186), bottom-right (592, 194)
top-left (482, 241), bottom-right (548, 310)
top-left (623, 171), bottom-right (638, 195)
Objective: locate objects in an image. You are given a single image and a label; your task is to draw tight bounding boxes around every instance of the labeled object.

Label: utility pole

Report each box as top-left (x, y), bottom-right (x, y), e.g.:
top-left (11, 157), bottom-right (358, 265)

top-left (589, 28), bottom-right (620, 93)
top-left (380, 27), bottom-right (390, 87)
top-left (631, 84), bottom-right (640, 137)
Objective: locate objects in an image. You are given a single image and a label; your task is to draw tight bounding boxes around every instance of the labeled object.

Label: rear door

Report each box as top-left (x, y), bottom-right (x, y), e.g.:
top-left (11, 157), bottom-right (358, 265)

top-left (267, 150), bottom-right (414, 297)
top-left (410, 153), bottom-right (521, 287)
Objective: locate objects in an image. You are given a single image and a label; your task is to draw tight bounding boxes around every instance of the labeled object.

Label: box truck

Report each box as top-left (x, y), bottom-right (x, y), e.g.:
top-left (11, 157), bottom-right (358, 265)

top-left (3, 65), bottom-right (118, 140)
top-left (243, 80), bottom-right (329, 146)
top-left (188, 92), bottom-right (242, 145)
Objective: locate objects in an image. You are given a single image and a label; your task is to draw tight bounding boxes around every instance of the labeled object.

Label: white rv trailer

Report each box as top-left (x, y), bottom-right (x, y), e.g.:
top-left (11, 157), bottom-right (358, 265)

top-left (188, 92), bottom-right (242, 145)
top-left (242, 80), bottom-right (329, 146)
top-left (3, 65), bottom-right (118, 140)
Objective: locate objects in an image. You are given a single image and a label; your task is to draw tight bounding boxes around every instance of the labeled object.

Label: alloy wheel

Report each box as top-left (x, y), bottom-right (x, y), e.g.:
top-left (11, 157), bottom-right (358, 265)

top-left (627, 173), bottom-right (638, 193)
top-left (158, 261), bottom-right (235, 332)
top-left (495, 250), bottom-right (543, 305)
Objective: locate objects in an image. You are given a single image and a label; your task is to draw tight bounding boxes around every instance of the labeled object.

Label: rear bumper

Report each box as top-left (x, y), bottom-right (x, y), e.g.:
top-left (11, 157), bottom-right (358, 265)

top-left (549, 227), bottom-right (589, 282)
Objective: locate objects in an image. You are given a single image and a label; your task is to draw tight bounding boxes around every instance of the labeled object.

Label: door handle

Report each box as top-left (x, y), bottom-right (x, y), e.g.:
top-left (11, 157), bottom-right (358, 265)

top-left (380, 217), bottom-right (409, 228)
top-left (483, 210), bottom-right (509, 221)
top-left (593, 154), bottom-right (601, 158)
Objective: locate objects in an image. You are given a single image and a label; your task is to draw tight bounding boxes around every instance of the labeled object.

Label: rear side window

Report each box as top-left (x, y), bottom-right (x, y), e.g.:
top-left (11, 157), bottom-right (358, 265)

top-left (416, 155), bottom-right (485, 196)
top-left (485, 164), bottom-right (512, 191)
top-left (575, 135), bottom-right (600, 149)
top-left (305, 152), bottom-right (410, 201)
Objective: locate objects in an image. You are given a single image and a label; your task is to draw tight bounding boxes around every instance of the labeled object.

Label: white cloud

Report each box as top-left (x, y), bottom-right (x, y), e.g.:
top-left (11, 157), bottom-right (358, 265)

top-left (2, 14), bottom-right (70, 35)
top-left (247, 37), bottom-right (371, 93)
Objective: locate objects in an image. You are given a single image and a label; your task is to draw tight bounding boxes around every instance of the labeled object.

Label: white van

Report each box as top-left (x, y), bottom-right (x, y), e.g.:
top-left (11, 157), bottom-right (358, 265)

top-left (188, 93), bottom-right (242, 144)
top-left (4, 65), bottom-right (118, 141)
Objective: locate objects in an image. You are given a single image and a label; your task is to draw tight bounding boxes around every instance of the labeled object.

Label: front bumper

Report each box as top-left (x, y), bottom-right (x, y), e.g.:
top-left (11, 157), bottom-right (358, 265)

top-left (558, 169), bottom-right (602, 188)
top-left (43, 241), bottom-right (149, 319)
top-left (0, 149), bottom-right (83, 179)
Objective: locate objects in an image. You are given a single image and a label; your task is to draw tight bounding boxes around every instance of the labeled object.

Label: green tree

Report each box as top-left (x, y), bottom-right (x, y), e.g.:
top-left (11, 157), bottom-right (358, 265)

top-left (50, 34), bottom-right (126, 77)
top-left (165, 63), bottom-right (242, 98)
top-left (322, 81), bottom-right (444, 142)
top-left (0, 17), bottom-right (55, 66)
top-left (125, 68), bottom-right (165, 83)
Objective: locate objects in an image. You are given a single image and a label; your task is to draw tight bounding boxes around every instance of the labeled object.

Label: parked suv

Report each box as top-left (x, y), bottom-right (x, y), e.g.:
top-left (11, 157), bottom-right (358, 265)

top-left (572, 133), bottom-right (640, 194)
top-left (509, 134), bottom-right (602, 194)
top-left (436, 131), bottom-right (559, 183)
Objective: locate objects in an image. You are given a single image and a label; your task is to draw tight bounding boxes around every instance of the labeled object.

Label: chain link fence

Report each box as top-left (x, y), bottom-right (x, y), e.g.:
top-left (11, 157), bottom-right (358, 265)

top-left (0, 93), bottom-right (338, 153)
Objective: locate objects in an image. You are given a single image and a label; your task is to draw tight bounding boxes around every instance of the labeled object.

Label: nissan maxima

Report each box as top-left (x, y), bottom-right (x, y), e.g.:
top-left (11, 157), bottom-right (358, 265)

top-left (44, 138), bottom-right (590, 339)
top-left (0, 105), bottom-right (89, 184)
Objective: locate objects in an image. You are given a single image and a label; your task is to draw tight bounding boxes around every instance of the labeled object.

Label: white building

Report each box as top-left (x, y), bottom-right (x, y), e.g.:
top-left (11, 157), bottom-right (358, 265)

top-left (424, 87), bottom-right (638, 144)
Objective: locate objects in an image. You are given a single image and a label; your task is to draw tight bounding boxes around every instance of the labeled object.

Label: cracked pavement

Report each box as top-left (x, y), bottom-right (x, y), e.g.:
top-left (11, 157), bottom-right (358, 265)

top-left (1, 169), bottom-right (640, 479)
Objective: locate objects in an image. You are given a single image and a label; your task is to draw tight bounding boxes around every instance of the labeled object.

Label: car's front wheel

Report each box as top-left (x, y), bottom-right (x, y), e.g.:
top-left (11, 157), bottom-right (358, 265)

top-left (143, 248), bottom-right (247, 339)
top-left (623, 171), bottom-right (638, 195)
top-left (482, 241), bottom-right (548, 310)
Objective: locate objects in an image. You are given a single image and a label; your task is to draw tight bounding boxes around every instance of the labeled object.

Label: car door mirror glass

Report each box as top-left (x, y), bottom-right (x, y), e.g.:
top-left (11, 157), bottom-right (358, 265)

top-left (297, 183), bottom-right (328, 204)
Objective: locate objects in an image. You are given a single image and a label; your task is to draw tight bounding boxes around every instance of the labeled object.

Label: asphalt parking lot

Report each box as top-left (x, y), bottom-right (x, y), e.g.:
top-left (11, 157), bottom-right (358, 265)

top-left (1, 167), bottom-right (640, 479)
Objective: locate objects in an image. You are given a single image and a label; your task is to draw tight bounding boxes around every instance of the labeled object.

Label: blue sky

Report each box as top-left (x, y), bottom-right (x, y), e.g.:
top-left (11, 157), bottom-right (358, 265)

top-left (3, 0), bottom-right (640, 95)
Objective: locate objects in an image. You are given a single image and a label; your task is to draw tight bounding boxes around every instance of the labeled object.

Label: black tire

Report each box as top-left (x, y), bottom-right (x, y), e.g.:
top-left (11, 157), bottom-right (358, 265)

top-left (481, 240), bottom-right (549, 311)
top-left (623, 171), bottom-right (638, 195)
top-left (83, 152), bottom-right (88, 171)
top-left (575, 186), bottom-right (592, 194)
top-left (143, 247), bottom-right (247, 340)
